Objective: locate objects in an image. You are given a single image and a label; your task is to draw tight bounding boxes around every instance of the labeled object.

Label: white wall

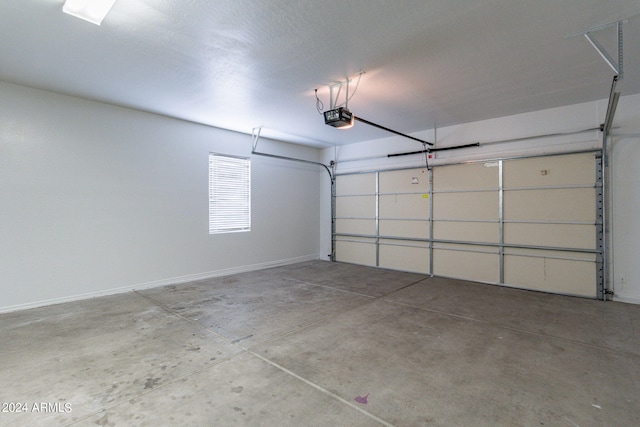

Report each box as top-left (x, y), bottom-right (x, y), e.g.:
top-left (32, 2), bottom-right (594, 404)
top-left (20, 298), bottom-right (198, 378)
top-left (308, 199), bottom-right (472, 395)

top-left (610, 94), bottom-right (640, 304)
top-left (0, 81), bottom-right (321, 312)
top-left (320, 94), bottom-right (640, 304)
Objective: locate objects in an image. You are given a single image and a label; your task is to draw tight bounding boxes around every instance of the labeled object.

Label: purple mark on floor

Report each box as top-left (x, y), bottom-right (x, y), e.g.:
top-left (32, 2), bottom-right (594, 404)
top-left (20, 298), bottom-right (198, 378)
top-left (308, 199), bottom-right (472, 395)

top-left (355, 393), bottom-right (369, 404)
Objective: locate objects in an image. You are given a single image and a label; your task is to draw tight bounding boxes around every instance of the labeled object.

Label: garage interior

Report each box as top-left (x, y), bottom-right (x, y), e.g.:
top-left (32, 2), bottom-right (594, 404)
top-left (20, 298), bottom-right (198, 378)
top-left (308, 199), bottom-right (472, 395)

top-left (2, 1), bottom-right (640, 426)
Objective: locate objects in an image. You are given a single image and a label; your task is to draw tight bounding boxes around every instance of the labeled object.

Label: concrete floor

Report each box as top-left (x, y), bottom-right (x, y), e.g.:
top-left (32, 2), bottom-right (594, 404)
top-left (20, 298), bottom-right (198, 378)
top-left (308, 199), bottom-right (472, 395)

top-left (1, 261), bottom-right (639, 426)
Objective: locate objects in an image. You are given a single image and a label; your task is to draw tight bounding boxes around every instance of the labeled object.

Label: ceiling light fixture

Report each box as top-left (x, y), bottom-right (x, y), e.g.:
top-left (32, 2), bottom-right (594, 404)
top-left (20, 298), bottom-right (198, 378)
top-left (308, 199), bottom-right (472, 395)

top-left (63, 0), bottom-right (118, 25)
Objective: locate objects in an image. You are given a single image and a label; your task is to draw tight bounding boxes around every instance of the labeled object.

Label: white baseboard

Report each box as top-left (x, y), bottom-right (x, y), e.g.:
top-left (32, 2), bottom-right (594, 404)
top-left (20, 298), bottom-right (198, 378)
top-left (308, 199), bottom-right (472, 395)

top-left (0, 254), bottom-right (320, 314)
top-left (613, 290), bottom-right (640, 305)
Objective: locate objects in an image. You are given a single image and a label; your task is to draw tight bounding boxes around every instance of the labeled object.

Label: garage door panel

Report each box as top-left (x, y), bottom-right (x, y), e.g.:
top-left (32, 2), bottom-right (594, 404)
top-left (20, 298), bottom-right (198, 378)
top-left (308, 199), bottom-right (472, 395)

top-left (433, 244), bottom-right (500, 283)
top-left (379, 169), bottom-right (429, 193)
top-left (504, 223), bottom-right (595, 249)
top-left (379, 240), bottom-right (430, 274)
top-left (336, 195), bottom-right (375, 218)
top-left (335, 239), bottom-right (376, 266)
top-left (433, 192), bottom-right (498, 220)
top-left (335, 219), bottom-right (376, 236)
top-left (379, 220), bottom-right (429, 239)
top-left (433, 221), bottom-right (499, 243)
top-left (504, 247), bottom-right (598, 262)
top-left (504, 188), bottom-right (595, 222)
top-left (336, 174), bottom-right (375, 195)
top-left (379, 194), bottom-right (429, 219)
top-left (433, 162), bottom-right (498, 190)
top-left (503, 152), bottom-right (595, 188)
top-left (504, 254), bottom-right (596, 297)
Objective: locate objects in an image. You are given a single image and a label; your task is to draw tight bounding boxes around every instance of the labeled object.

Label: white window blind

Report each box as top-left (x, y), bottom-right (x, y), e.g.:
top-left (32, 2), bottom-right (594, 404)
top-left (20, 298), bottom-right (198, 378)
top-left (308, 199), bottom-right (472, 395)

top-left (209, 153), bottom-right (251, 234)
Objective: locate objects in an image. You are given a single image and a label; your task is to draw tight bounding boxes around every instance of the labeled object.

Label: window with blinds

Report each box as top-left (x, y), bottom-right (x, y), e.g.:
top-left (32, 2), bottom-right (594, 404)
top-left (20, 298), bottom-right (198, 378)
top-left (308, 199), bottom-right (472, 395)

top-left (208, 153), bottom-right (251, 234)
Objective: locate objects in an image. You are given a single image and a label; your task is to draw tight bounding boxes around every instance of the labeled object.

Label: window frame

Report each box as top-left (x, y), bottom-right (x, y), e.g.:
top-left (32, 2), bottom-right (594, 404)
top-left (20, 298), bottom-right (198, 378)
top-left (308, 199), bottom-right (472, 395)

top-left (208, 153), bottom-right (251, 234)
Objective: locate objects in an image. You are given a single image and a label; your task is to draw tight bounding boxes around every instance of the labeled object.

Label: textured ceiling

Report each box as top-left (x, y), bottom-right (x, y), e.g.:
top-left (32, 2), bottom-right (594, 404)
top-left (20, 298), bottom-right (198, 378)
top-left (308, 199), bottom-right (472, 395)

top-left (1, 0), bottom-right (639, 147)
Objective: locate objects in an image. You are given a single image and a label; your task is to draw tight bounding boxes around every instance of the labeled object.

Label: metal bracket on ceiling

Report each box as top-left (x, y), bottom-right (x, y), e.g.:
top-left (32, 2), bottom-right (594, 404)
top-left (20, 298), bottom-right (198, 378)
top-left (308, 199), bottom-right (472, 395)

top-left (583, 20), bottom-right (624, 79)
top-left (328, 79), bottom-right (350, 110)
top-left (251, 126), bottom-right (262, 152)
top-left (326, 71), bottom-right (365, 110)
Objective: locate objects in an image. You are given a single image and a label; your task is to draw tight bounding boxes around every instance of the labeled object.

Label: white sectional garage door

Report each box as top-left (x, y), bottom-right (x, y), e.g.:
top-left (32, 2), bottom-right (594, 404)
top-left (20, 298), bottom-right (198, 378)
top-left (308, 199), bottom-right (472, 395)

top-left (335, 172), bottom-right (378, 267)
top-left (334, 152), bottom-right (602, 298)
